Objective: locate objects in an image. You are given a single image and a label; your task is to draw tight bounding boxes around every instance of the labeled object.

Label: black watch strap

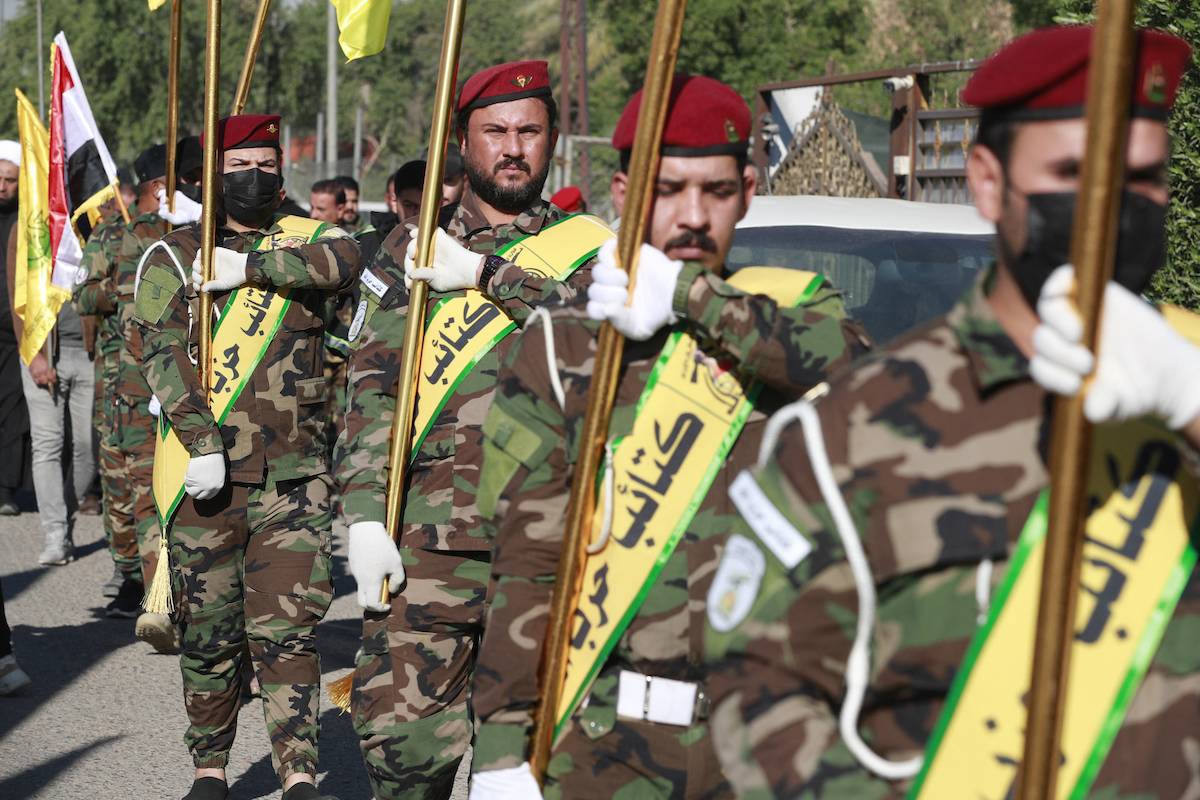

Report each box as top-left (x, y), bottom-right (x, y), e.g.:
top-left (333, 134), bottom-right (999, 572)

top-left (478, 254), bottom-right (506, 292)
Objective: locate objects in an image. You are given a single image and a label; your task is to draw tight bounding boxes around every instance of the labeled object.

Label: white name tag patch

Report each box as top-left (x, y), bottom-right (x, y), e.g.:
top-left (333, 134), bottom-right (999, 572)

top-left (360, 269), bottom-right (388, 299)
top-left (707, 534), bottom-right (766, 633)
top-left (348, 298), bottom-right (369, 342)
top-left (729, 470), bottom-right (812, 569)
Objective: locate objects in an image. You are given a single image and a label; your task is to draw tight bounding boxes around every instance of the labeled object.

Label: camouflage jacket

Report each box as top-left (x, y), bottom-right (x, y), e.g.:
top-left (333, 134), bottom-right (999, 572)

top-left (704, 269), bottom-right (1200, 799)
top-left (335, 190), bottom-right (595, 551)
top-left (75, 214), bottom-right (128, 360)
top-left (470, 272), bottom-right (870, 773)
top-left (133, 215), bottom-right (359, 485)
top-left (112, 211), bottom-right (169, 405)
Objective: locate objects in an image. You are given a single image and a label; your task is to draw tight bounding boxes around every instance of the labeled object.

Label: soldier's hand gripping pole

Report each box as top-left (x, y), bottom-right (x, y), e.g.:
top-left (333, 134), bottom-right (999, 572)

top-left (380, 0), bottom-right (467, 599)
top-left (231, 0), bottom-right (271, 116)
top-left (198, 0), bottom-right (222, 393)
top-left (529, 0), bottom-right (688, 780)
top-left (165, 0), bottom-right (182, 217)
top-left (1018, 2), bottom-right (1138, 798)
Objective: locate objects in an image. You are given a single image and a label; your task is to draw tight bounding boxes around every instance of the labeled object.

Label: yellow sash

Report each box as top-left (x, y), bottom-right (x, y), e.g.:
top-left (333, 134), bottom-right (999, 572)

top-left (410, 213), bottom-right (613, 453)
top-left (556, 267), bottom-right (827, 733)
top-left (151, 215), bottom-right (334, 527)
top-left (912, 307), bottom-right (1200, 799)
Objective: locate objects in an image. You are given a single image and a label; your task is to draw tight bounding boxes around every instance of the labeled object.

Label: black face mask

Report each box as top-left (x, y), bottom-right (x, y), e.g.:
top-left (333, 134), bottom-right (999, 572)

top-left (178, 182), bottom-right (202, 204)
top-left (221, 168), bottom-right (281, 228)
top-left (1001, 189), bottom-right (1167, 308)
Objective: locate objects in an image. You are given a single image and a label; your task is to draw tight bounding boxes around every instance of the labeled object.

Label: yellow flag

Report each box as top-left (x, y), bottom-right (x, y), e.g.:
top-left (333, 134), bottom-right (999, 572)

top-left (148, 0), bottom-right (167, 10)
top-left (330, 0), bottom-right (391, 61)
top-left (14, 89), bottom-right (69, 365)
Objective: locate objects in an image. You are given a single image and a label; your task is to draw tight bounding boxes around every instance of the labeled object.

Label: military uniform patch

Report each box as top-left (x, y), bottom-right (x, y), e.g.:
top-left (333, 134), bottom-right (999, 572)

top-left (349, 298), bottom-right (369, 342)
top-left (729, 469), bottom-right (812, 569)
top-left (360, 268), bottom-right (388, 299)
top-left (707, 534), bottom-right (766, 633)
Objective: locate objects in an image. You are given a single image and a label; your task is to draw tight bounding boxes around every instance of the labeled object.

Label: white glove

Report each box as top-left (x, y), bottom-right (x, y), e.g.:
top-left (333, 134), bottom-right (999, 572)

top-left (348, 521), bottom-right (405, 612)
top-left (148, 395), bottom-right (162, 417)
top-left (1031, 264), bottom-right (1200, 429)
top-left (183, 452), bottom-right (226, 501)
top-left (157, 186), bottom-right (202, 226)
top-left (192, 247), bottom-right (249, 293)
top-left (586, 239), bottom-right (683, 340)
top-left (468, 763), bottom-right (543, 800)
top-left (404, 227), bottom-right (483, 292)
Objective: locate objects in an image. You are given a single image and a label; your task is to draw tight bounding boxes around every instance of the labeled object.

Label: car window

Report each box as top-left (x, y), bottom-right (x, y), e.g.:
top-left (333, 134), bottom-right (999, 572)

top-left (728, 224), bottom-right (995, 344)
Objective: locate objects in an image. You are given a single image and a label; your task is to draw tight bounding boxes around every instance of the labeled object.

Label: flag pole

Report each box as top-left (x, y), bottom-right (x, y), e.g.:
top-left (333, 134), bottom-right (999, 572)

top-left (197, 0), bottom-right (222, 395)
top-left (165, 0), bottom-right (182, 214)
top-left (231, 0), bottom-right (270, 116)
top-left (529, 0), bottom-right (688, 780)
top-left (326, 0), bottom-right (467, 712)
top-left (1017, 2), bottom-right (1138, 797)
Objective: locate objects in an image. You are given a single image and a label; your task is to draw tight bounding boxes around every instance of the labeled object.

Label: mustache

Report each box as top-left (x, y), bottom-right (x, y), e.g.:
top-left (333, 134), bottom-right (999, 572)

top-left (664, 230), bottom-right (718, 253)
top-left (493, 157), bottom-right (531, 176)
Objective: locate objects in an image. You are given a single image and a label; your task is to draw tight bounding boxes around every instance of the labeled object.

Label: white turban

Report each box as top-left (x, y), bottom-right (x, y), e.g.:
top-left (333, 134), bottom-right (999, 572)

top-left (0, 140), bottom-right (19, 167)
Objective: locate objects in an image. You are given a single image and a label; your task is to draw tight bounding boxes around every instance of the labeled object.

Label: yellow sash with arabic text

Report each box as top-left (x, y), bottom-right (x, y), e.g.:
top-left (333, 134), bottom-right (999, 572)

top-left (409, 213), bottom-right (613, 454)
top-left (555, 267), bottom-right (827, 734)
top-left (151, 215), bottom-right (332, 527)
top-left (911, 308), bottom-right (1200, 799)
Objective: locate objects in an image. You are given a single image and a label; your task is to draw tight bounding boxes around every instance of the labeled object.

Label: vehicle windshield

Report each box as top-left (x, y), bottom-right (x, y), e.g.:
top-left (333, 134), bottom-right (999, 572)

top-left (728, 225), bottom-right (995, 344)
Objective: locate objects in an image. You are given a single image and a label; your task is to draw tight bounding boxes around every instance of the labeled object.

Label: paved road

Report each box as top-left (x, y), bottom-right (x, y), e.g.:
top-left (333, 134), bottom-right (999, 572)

top-left (0, 504), bottom-right (469, 799)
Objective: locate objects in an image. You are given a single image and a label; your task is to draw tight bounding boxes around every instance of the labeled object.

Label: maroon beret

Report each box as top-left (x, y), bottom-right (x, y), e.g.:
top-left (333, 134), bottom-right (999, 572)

top-left (457, 60), bottom-right (552, 113)
top-left (550, 185), bottom-right (584, 213)
top-left (962, 25), bottom-right (1191, 120)
top-left (612, 74), bottom-right (750, 157)
top-left (202, 114), bottom-right (281, 151)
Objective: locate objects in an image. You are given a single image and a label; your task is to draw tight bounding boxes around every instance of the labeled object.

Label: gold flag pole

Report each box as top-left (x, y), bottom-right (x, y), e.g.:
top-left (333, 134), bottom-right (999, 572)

top-left (165, 0), bottom-right (182, 215)
top-left (1018, 3), bottom-right (1138, 798)
top-left (529, 0), bottom-right (687, 779)
top-left (327, 0), bottom-right (466, 712)
top-left (231, 0), bottom-right (271, 115)
top-left (197, 0), bottom-right (222, 394)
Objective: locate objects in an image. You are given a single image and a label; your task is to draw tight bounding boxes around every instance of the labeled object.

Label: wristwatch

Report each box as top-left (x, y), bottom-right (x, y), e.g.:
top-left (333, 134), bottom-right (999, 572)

top-left (478, 253), bottom-right (506, 292)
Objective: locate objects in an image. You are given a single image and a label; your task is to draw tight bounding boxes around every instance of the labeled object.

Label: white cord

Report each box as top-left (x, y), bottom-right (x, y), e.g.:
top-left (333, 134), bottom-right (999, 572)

top-left (528, 306), bottom-right (566, 411)
top-left (587, 438), bottom-right (616, 555)
top-left (135, 240), bottom-right (197, 365)
top-left (975, 558), bottom-right (994, 625)
top-left (775, 398), bottom-right (923, 781)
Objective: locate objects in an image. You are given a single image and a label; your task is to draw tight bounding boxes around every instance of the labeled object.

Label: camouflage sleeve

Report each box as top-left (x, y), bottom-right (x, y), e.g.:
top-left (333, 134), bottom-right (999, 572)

top-left (73, 223), bottom-right (119, 315)
top-left (132, 245), bottom-right (222, 457)
top-left (485, 256), bottom-right (594, 324)
top-left (704, 404), bottom-right (865, 798)
top-left (675, 263), bottom-right (872, 393)
top-left (471, 318), bottom-right (576, 773)
top-left (244, 230), bottom-right (359, 293)
top-left (335, 243), bottom-right (407, 526)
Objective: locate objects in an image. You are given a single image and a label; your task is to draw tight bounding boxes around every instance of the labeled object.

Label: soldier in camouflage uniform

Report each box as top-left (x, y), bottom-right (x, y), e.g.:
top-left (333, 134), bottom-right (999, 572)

top-left (336, 61), bottom-right (599, 800)
top-left (76, 201), bottom-right (139, 606)
top-left (467, 76), bottom-right (869, 800)
top-left (703, 27), bottom-right (1200, 799)
top-left (133, 115), bottom-right (357, 800)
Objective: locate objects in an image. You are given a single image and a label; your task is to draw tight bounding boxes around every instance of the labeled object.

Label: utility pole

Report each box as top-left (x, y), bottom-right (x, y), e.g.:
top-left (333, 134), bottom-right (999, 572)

top-left (558, 0), bottom-right (590, 202)
top-left (36, 0), bottom-right (44, 118)
top-left (353, 105), bottom-right (363, 181)
top-left (326, 1), bottom-right (338, 178)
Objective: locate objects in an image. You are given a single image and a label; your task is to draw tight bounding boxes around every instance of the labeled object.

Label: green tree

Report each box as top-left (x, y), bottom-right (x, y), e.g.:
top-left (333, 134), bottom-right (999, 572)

top-left (1055, 0), bottom-right (1200, 309)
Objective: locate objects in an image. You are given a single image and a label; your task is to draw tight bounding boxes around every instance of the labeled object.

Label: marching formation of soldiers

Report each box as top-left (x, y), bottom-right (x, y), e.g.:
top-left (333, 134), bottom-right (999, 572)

top-left (50, 18), bottom-right (1200, 800)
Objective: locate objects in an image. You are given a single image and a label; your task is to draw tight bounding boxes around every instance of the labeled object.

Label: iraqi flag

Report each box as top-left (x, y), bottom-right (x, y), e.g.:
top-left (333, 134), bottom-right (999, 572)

top-left (49, 32), bottom-right (119, 287)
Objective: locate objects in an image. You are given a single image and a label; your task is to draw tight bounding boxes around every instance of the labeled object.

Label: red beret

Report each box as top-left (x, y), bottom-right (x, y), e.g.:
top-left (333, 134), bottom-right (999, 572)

top-left (550, 185), bottom-right (584, 213)
top-left (457, 60), bottom-right (552, 113)
top-left (201, 114), bottom-right (282, 151)
top-left (612, 74), bottom-right (750, 157)
top-left (963, 25), bottom-right (1191, 120)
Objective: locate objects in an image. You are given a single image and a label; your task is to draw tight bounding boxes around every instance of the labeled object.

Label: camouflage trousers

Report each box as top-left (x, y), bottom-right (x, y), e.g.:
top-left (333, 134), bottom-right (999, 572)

top-left (117, 399), bottom-right (159, 586)
top-left (352, 548), bottom-right (490, 800)
top-left (170, 473), bottom-right (333, 784)
top-left (544, 669), bottom-right (732, 800)
top-left (97, 360), bottom-right (139, 575)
